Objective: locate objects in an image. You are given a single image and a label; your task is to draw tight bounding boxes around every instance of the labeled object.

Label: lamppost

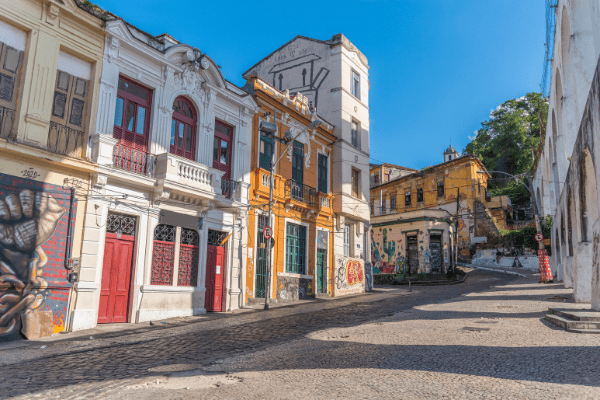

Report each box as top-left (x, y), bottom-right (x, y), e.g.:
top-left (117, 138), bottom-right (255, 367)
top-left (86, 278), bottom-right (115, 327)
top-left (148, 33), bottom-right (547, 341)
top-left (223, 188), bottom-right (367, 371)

top-left (477, 170), bottom-right (552, 281)
top-left (259, 118), bottom-right (323, 310)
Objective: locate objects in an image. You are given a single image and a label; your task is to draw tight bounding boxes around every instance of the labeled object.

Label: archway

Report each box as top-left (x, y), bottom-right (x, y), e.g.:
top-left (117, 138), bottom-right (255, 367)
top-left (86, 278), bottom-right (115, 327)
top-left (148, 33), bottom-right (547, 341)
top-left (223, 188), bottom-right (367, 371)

top-left (568, 189), bottom-right (575, 255)
top-left (580, 149), bottom-right (600, 241)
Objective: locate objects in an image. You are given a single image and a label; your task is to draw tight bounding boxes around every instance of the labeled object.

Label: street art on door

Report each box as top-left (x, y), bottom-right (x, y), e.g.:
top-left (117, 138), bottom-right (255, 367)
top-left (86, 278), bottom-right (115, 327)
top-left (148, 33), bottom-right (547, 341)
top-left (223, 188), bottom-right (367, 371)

top-left (334, 258), bottom-right (365, 296)
top-left (0, 174), bottom-right (76, 339)
top-left (371, 228), bottom-right (403, 273)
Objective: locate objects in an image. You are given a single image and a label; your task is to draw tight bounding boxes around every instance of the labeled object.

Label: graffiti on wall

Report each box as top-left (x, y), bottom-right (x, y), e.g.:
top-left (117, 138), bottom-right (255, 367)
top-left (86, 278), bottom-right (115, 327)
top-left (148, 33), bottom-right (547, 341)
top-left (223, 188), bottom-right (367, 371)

top-left (276, 275), bottom-right (312, 303)
top-left (371, 228), bottom-right (404, 274)
top-left (334, 258), bottom-right (365, 296)
top-left (457, 218), bottom-right (471, 257)
top-left (0, 174), bottom-right (76, 340)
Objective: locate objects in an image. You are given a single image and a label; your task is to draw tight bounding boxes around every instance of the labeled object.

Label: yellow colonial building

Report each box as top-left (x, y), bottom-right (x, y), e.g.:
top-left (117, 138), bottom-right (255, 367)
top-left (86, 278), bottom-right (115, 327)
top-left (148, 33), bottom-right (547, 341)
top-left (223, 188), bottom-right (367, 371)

top-left (243, 77), bottom-right (337, 303)
top-left (370, 148), bottom-right (490, 274)
top-left (0, 0), bottom-right (105, 340)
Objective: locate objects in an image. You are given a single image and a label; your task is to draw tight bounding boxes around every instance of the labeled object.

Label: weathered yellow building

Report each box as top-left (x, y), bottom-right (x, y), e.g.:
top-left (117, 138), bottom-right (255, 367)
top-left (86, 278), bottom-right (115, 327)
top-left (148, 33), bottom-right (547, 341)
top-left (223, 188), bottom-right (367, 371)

top-left (370, 149), bottom-right (490, 274)
top-left (243, 77), bottom-right (337, 303)
top-left (0, 0), bottom-right (105, 340)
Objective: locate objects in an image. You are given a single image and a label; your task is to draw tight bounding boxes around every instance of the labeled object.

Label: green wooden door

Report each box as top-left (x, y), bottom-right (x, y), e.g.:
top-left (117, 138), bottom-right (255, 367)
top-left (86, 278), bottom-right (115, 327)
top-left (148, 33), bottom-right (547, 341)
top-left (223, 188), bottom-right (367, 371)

top-left (317, 249), bottom-right (327, 293)
top-left (255, 215), bottom-right (268, 298)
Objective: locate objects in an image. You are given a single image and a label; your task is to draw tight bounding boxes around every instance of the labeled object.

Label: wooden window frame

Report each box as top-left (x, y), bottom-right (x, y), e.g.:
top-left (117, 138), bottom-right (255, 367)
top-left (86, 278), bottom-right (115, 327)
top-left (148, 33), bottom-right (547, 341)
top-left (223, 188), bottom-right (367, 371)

top-left (351, 168), bottom-right (360, 198)
top-left (113, 76), bottom-right (153, 151)
top-left (171, 96), bottom-right (197, 161)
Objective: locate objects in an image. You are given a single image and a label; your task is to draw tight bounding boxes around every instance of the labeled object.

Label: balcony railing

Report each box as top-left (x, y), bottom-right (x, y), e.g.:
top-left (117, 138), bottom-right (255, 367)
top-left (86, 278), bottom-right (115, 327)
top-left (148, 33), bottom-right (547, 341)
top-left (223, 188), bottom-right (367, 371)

top-left (285, 180), bottom-right (317, 205)
top-left (0, 105), bottom-right (16, 140)
top-left (221, 178), bottom-right (241, 200)
top-left (47, 122), bottom-right (85, 158)
top-left (113, 143), bottom-right (157, 178)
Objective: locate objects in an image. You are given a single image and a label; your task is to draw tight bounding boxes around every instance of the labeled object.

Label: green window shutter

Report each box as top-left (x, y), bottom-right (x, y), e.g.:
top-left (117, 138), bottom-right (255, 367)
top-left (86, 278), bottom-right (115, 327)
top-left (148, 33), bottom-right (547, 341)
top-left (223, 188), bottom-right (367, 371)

top-left (286, 223), bottom-right (306, 274)
top-left (318, 153), bottom-right (328, 192)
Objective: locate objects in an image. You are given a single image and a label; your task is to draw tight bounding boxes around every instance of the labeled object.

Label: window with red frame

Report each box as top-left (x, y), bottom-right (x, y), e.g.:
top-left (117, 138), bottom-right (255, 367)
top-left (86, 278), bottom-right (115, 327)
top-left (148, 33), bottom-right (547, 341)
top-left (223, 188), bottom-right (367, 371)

top-left (170, 97), bottom-right (197, 160)
top-left (212, 120), bottom-right (233, 179)
top-left (113, 77), bottom-right (152, 150)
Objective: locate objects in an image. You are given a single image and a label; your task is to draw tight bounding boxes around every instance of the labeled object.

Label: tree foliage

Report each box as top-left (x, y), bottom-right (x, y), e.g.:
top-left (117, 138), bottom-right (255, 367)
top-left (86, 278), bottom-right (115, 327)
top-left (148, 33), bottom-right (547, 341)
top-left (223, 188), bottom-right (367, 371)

top-left (464, 93), bottom-right (548, 205)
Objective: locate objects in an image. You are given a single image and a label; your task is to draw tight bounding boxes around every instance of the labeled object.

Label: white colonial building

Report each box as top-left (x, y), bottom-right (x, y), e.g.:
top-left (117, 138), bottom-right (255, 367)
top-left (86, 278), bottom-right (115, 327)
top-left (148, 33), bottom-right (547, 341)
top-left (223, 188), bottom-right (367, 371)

top-left (532, 1), bottom-right (600, 307)
top-left (70, 19), bottom-right (258, 330)
top-left (243, 34), bottom-right (371, 296)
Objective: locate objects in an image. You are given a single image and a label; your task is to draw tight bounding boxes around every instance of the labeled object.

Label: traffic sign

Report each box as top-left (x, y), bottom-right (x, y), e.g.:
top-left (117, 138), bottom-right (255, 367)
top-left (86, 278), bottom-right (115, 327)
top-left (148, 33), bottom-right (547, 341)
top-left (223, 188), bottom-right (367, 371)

top-left (535, 233), bottom-right (543, 242)
top-left (263, 226), bottom-right (273, 240)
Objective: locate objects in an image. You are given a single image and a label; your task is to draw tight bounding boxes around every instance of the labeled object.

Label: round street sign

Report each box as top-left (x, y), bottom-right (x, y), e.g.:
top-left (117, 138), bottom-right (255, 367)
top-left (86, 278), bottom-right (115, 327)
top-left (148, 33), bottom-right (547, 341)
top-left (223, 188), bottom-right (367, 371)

top-left (263, 226), bottom-right (273, 240)
top-left (535, 233), bottom-right (544, 242)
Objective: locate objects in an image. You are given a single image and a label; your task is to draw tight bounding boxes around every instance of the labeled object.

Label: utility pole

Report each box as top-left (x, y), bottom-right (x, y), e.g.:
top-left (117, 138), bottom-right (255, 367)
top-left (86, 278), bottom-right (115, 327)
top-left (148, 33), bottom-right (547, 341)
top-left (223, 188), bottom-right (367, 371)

top-left (454, 187), bottom-right (460, 271)
top-left (259, 118), bottom-right (323, 310)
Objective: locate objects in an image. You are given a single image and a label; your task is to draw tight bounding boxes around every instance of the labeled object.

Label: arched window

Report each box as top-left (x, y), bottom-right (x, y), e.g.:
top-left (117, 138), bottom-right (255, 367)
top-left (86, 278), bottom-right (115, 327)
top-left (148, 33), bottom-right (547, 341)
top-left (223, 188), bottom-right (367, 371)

top-left (170, 97), bottom-right (197, 160)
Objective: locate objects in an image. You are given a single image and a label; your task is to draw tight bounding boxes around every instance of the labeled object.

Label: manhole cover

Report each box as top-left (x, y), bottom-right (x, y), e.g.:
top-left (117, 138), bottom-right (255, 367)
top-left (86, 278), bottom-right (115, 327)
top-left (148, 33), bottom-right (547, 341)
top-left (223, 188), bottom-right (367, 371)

top-left (148, 364), bottom-right (203, 373)
top-left (462, 327), bottom-right (490, 332)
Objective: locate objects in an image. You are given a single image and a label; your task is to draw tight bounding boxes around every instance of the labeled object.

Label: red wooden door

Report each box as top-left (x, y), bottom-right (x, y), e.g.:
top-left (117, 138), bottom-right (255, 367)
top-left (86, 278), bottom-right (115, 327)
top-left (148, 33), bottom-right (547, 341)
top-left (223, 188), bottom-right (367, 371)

top-left (98, 233), bottom-right (135, 323)
top-left (205, 245), bottom-right (225, 312)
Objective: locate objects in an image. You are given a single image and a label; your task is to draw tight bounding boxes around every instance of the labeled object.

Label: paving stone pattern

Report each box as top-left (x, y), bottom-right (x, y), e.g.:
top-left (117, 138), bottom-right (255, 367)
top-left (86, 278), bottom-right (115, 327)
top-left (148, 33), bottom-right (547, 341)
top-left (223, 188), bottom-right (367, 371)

top-left (2, 269), bottom-right (600, 399)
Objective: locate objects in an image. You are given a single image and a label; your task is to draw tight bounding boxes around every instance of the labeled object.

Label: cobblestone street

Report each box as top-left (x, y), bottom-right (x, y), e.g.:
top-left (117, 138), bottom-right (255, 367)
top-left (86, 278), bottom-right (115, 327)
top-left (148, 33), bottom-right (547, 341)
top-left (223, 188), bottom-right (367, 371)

top-left (2, 268), bottom-right (600, 399)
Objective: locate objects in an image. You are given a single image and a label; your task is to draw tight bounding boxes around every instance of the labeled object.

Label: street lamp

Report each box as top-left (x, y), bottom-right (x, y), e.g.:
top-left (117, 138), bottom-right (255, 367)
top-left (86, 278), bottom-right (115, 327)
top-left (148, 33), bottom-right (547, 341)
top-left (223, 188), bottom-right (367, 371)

top-left (260, 119), bottom-right (323, 310)
top-left (477, 170), bottom-right (551, 281)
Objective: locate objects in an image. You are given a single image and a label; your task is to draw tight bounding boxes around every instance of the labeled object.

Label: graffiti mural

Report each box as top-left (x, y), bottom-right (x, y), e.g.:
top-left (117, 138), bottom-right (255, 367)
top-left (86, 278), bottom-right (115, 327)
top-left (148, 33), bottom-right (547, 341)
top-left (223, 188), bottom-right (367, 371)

top-left (457, 218), bottom-right (471, 257)
top-left (0, 174), bottom-right (76, 340)
top-left (371, 228), bottom-right (403, 273)
top-left (334, 258), bottom-right (365, 296)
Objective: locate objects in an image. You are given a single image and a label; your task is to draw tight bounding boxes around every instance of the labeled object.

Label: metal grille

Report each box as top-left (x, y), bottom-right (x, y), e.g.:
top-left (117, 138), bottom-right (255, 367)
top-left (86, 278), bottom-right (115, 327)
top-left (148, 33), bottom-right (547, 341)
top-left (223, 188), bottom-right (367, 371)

top-left (178, 244), bottom-right (199, 287)
top-left (181, 228), bottom-right (199, 245)
top-left (106, 213), bottom-right (136, 235)
top-left (151, 241), bottom-right (174, 285)
top-left (113, 143), bottom-right (157, 178)
top-left (207, 229), bottom-right (228, 246)
top-left (154, 224), bottom-right (176, 242)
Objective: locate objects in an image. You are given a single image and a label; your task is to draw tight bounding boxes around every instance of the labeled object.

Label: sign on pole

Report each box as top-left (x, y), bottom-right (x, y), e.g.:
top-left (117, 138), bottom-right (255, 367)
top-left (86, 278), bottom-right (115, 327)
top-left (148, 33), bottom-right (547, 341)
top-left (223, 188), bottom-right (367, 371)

top-left (263, 226), bottom-right (273, 240)
top-left (535, 233), bottom-right (543, 242)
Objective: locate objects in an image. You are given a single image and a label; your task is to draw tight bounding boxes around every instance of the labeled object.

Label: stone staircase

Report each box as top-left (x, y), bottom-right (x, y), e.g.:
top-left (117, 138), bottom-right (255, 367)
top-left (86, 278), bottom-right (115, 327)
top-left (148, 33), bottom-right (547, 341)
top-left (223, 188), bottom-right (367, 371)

top-left (545, 308), bottom-right (600, 334)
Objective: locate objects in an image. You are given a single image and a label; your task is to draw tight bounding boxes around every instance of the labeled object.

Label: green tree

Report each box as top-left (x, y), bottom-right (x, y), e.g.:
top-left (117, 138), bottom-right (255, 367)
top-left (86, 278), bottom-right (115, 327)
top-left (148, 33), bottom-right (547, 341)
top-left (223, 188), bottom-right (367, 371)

top-left (464, 93), bottom-right (548, 205)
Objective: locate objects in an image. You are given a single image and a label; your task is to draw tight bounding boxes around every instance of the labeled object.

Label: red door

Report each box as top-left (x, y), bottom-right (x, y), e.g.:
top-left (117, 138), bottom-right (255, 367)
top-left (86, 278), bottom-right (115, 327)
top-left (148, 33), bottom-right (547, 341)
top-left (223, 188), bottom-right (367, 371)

top-left (205, 245), bottom-right (225, 312)
top-left (98, 233), bottom-right (135, 323)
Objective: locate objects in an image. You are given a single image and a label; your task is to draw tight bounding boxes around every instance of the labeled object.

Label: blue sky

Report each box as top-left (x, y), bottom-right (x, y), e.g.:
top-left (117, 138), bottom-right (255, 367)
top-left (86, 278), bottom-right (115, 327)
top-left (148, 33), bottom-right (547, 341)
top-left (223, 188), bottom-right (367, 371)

top-left (94, 0), bottom-right (545, 169)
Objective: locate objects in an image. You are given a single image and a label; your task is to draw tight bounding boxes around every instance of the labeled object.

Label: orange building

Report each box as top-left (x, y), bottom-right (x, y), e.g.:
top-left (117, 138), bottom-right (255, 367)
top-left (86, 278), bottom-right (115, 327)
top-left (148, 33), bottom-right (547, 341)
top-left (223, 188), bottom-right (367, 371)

top-left (243, 77), bottom-right (337, 303)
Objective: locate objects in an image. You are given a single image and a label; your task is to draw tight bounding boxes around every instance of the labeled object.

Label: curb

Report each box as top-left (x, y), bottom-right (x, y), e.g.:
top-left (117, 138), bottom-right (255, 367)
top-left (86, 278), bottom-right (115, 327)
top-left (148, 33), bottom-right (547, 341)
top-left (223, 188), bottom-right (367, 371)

top-left (466, 265), bottom-right (527, 278)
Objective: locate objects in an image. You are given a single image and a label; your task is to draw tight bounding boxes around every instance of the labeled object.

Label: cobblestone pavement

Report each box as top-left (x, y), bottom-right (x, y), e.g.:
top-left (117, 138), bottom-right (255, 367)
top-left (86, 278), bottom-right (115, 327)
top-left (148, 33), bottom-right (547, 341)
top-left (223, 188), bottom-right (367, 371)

top-left (2, 269), bottom-right (600, 399)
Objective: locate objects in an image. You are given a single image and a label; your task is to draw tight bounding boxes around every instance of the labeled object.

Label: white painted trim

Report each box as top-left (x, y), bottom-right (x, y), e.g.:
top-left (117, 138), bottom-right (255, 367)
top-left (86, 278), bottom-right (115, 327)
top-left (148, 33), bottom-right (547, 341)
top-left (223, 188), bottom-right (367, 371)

top-left (277, 272), bottom-right (313, 279)
top-left (283, 217), bottom-right (310, 275)
top-left (140, 285), bottom-right (199, 293)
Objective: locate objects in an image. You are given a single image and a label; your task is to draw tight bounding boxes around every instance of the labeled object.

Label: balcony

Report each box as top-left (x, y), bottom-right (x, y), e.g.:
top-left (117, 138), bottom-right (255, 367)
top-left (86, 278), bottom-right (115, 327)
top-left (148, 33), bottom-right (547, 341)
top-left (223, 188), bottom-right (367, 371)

top-left (221, 178), bottom-right (242, 201)
top-left (113, 143), bottom-right (157, 178)
top-left (47, 122), bottom-right (85, 158)
top-left (285, 180), bottom-right (317, 206)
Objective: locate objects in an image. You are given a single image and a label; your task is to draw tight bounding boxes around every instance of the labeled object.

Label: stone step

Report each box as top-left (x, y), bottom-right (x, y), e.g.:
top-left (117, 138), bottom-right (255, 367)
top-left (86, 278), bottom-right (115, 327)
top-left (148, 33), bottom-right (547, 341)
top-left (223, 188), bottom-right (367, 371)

top-left (549, 308), bottom-right (600, 322)
top-left (545, 314), bottom-right (600, 331)
top-left (569, 328), bottom-right (600, 334)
